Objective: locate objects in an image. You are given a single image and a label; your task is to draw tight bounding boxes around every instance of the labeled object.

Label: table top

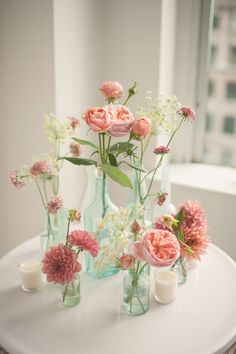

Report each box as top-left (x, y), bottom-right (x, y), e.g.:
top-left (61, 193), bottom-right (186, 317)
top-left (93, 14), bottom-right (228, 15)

top-left (0, 238), bottom-right (236, 354)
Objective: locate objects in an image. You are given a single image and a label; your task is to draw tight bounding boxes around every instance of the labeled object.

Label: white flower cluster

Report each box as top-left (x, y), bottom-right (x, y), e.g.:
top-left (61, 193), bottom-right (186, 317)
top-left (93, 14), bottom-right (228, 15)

top-left (138, 93), bottom-right (181, 134)
top-left (44, 114), bottom-right (75, 143)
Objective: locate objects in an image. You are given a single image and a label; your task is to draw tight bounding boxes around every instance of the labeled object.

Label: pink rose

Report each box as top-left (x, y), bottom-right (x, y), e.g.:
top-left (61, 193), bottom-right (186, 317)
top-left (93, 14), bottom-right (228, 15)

top-left (131, 116), bottom-right (151, 138)
top-left (120, 254), bottom-right (135, 269)
top-left (100, 81), bottom-right (123, 99)
top-left (129, 242), bottom-right (146, 262)
top-left (105, 104), bottom-right (134, 137)
top-left (83, 107), bottom-right (112, 132)
top-left (140, 229), bottom-right (180, 267)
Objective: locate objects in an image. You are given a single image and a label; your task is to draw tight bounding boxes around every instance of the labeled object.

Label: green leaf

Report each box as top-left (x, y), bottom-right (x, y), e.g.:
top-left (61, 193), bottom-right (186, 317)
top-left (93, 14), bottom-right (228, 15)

top-left (108, 153), bottom-right (118, 167)
top-left (58, 157), bottom-right (97, 166)
top-left (73, 138), bottom-right (99, 151)
top-left (109, 142), bottom-right (135, 155)
top-left (99, 164), bottom-right (133, 188)
top-left (120, 161), bottom-right (146, 172)
top-left (178, 229), bottom-right (185, 243)
top-left (175, 207), bottom-right (185, 226)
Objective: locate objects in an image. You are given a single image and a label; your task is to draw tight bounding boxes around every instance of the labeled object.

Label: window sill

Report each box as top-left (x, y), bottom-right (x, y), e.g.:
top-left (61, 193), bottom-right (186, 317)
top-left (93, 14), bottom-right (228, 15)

top-left (169, 163), bottom-right (236, 196)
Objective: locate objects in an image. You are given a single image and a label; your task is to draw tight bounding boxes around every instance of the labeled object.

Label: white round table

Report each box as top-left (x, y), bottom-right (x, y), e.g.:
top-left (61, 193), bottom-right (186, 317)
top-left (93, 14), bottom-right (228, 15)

top-left (0, 238), bottom-right (236, 354)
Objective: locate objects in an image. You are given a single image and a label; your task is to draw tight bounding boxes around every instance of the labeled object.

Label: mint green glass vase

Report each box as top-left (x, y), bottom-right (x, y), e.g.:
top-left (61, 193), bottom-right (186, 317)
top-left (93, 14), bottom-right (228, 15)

top-left (61, 274), bottom-right (80, 307)
top-left (84, 173), bottom-right (119, 279)
top-left (40, 209), bottom-right (69, 258)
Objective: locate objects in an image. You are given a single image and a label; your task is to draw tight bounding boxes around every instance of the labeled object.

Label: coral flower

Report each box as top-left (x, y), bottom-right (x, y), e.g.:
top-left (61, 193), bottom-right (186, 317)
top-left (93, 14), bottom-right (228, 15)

top-left (68, 230), bottom-right (99, 257)
top-left (30, 160), bottom-right (52, 177)
top-left (178, 106), bottom-right (196, 122)
top-left (47, 196), bottom-right (63, 215)
top-left (153, 146), bottom-right (170, 155)
top-left (10, 171), bottom-right (25, 189)
top-left (83, 107), bottom-right (112, 132)
top-left (140, 229), bottom-right (180, 267)
top-left (131, 116), bottom-right (152, 138)
top-left (106, 104), bottom-right (134, 137)
top-left (100, 81), bottom-right (124, 99)
top-left (42, 244), bottom-right (82, 285)
top-left (179, 200), bottom-right (207, 232)
top-left (180, 225), bottom-right (209, 261)
top-left (120, 254), bottom-right (135, 269)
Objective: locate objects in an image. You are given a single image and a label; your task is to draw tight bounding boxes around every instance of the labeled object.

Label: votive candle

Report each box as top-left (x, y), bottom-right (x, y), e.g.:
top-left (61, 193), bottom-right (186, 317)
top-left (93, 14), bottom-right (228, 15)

top-left (154, 270), bottom-right (178, 304)
top-left (19, 260), bottom-right (43, 292)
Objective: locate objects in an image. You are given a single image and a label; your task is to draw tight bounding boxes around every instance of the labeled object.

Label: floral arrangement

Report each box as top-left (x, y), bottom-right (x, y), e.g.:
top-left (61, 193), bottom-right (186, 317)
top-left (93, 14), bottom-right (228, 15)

top-left (42, 211), bottom-right (99, 304)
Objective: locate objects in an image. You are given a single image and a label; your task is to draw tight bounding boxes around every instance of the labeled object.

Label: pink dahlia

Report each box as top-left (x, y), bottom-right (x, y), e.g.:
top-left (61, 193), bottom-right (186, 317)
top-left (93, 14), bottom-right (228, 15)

top-left (47, 196), bottom-right (63, 215)
top-left (140, 229), bottom-right (180, 267)
top-left (42, 244), bottom-right (82, 285)
top-left (157, 192), bottom-right (168, 206)
top-left (180, 224), bottom-right (209, 261)
top-left (153, 146), bottom-right (170, 155)
top-left (68, 230), bottom-right (99, 257)
top-left (178, 106), bottom-right (196, 122)
top-left (10, 171), bottom-right (25, 189)
top-left (178, 200), bottom-right (207, 232)
top-left (70, 142), bottom-right (82, 157)
top-left (30, 160), bottom-right (52, 177)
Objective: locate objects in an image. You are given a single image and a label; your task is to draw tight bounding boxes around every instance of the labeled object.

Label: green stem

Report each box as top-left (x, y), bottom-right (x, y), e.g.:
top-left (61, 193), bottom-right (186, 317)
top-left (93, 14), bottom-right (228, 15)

top-left (34, 179), bottom-right (47, 209)
top-left (43, 181), bottom-right (49, 204)
top-left (62, 284), bottom-right (68, 303)
top-left (106, 135), bottom-right (112, 163)
top-left (65, 219), bottom-right (71, 245)
top-left (138, 262), bottom-right (148, 274)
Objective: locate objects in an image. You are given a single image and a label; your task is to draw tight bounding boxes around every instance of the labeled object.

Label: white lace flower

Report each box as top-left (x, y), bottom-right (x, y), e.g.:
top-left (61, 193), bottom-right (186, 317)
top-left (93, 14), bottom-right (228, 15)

top-left (44, 114), bottom-right (74, 143)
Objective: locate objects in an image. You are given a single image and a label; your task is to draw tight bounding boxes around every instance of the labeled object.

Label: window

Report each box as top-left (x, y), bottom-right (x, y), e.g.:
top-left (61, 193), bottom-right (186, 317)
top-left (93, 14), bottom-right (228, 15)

top-left (230, 9), bottom-right (236, 32)
top-left (211, 46), bottom-right (217, 65)
top-left (213, 11), bottom-right (220, 29)
top-left (223, 116), bottom-right (235, 134)
top-left (229, 46), bottom-right (236, 65)
top-left (226, 82), bottom-right (236, 99)
top-left (208, 80), bottom-right (214, 96)
top-left (206, 113), bottom-right (212, 131)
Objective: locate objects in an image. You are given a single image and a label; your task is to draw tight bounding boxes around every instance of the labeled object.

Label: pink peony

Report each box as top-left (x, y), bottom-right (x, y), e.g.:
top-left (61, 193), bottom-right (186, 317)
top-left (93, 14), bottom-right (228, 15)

top-left (131, 220), bottom-right (142, 233)
top-left (131, 116), bottom-right (151, 138)
top-left (100, 81), bottom-right (123, 99)
top-left (83, 107), bottom-right (112, 132)
top-left (106, 104), bottom-right (134, 137)
top-left (42, 244), bottom-right (82, 285)
top-left (180, 224), bottom-right (209, 261)
top-left (69, 117), bottom-right (80, 129)
top-left (154, 214), bottom-right (176, 231)
top-left (30, 160), bottom-right (52, 177)
top-left (153, 146), bottom-right (170, 155)
top-left (68, 230), bottom-right (99, 257)
top-left (140, 229), bottom-right (180, 267)
top-left (157, 192), bottom-right (168, 206)
top-left (178, 200), bottom-right (207, 232)
top-left (70, 142), bottom-right (82, 157)
top-left (10, 171), bottom-right (25, 189)
top-left (120, 254), bottom-right (135, 269)
top-left (178, 106), bottom-right (196, 122)
top-left (47, 196), bottom-right (63, 215)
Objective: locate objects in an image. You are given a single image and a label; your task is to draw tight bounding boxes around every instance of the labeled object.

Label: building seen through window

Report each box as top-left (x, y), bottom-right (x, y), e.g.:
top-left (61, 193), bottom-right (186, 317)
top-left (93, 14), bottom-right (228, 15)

top-left (204, 0), bottom-right (236, 167)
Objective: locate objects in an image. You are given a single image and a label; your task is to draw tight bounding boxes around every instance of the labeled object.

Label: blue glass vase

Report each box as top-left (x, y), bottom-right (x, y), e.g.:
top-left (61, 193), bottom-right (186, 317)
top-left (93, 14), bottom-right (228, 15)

top-left (84, 173), bottom-right (119, 279)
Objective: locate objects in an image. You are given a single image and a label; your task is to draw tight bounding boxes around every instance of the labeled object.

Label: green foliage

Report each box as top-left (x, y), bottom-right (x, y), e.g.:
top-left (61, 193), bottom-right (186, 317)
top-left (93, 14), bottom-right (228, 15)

top-left (73, 138), bottom-right (99, 151)
top-left (59, 157), bottom-right (97, 166)
top-left (99, 164), bottom-right (133, 188)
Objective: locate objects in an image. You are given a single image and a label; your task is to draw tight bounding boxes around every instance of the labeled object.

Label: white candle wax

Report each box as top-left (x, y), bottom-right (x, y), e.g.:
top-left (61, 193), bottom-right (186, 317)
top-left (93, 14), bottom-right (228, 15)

top-left (154, 270), bottom-right (178, 304)
top-left (19, 260), bottom-right (43, 292)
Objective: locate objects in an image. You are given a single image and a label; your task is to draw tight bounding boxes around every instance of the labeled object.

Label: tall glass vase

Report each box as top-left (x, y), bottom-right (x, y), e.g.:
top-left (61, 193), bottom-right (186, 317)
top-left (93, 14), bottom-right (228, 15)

top-left (40, 209), bottom-right (69, 258)
top-left (84, 173), bottom-right (119, 279)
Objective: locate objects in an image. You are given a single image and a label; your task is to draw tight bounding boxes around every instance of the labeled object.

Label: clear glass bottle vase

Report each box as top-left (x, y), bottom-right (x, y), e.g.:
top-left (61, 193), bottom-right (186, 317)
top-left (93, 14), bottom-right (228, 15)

top-left (172, 255), bottom-right (188, 285)
top-left (122, 266), bottom-right (150, 316)
top-left (84, 173), bottom-right (119, 279)
top-left (61, 274), bottom-right (80, 307)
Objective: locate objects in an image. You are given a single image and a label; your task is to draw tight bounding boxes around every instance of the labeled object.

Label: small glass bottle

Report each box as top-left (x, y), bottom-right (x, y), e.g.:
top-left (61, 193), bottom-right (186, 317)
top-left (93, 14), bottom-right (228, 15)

top-left (84, 173), bottom-right (118, 279)
top-left (123, 268), bottom-right (150, 316)
top-left (172, 256), bottom-right (188, 285)
top-left (61, 274), bottom-right (80, 307)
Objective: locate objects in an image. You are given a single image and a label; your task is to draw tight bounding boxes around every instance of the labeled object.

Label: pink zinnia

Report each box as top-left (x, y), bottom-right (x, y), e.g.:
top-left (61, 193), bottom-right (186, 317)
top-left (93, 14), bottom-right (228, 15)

top-left (47, 196), bottom-right (63, 215)
top-left (157, 192), bottom-right (168, 206)
top-left (178, 106), bottom-right (196, 122)
top-left (10, 171), bottom-right (25, 189)
top-left (180, 224), bottom-right (209, 261)
top-left (69, 117), bottom-right (80, 129)
top-left (30, 160), bottom-right (52, 177)
top-left (42, 244), bottom-right (82, 285)
top-left (153, 146), bottom-right (170, 155)
top-left (178, 200), bottom-right (207, 232)
top-left (68, 230), bottom-right (99, 257)
top-left (70, 142), bottom-right (82, 157)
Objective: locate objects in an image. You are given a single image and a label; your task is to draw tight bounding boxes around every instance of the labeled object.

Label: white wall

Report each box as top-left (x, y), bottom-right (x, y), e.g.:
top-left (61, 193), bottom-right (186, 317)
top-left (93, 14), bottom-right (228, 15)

top-left (0, 0), bottom-right (55, 257)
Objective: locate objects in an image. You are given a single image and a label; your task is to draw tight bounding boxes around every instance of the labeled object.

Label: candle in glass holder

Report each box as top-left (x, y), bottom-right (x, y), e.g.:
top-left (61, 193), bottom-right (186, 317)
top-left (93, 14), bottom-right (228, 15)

top-left (19, 260), bottom-right (43, 292)
top-left (154, 270), bottom-right (178, 304)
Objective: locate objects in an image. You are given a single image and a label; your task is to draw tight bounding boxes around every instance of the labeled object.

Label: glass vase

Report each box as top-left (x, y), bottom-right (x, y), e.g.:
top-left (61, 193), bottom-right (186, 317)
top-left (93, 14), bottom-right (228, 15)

top-left (40, 209), bottom-right (69, 258)
top-left (84, 173), bottom-right (119, 279)
top-left (122, 267), bottom-right (150, 316)
top-left (172, 256), bottom-right (188, 285)
top-left (61, 274), bottom-right (80, 307)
